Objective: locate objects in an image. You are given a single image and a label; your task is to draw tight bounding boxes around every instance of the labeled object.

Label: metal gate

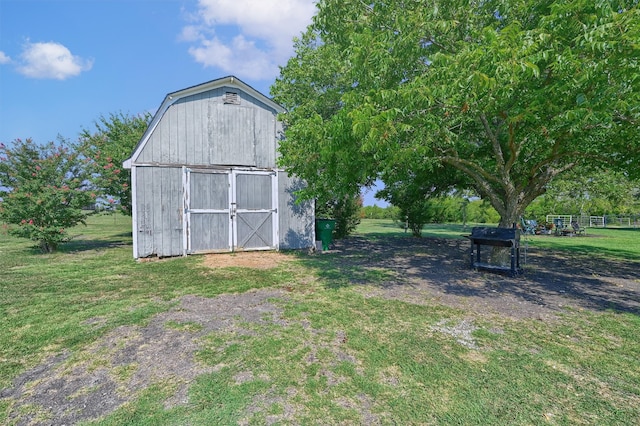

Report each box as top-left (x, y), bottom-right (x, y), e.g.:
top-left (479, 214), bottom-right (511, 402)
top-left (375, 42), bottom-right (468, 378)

top-left (183, 167), bottom-right (277, 254)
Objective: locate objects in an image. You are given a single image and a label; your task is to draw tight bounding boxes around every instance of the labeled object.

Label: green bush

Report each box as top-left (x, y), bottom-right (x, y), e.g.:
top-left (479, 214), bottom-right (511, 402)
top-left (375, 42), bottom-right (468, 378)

top-left (0, 139), bottom-right (94, 252)
top-left (316, 194), bottom-right (362, 239)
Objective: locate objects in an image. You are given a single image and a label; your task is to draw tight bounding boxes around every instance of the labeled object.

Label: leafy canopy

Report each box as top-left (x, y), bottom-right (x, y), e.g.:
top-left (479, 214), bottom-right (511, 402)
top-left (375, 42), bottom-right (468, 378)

top-left (273, 0), bottom-right (640, 227)
top-left (79, 112), bottom-right (151, 215)
top-left (0, 138), bottom-right (94, 253)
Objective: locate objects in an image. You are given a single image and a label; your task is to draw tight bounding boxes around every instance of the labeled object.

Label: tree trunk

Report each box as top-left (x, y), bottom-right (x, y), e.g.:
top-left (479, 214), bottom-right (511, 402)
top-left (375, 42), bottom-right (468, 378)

top-left (39, 240), bottom-right (57, 253)
top-left (498, 203), bottom-right (523, 229)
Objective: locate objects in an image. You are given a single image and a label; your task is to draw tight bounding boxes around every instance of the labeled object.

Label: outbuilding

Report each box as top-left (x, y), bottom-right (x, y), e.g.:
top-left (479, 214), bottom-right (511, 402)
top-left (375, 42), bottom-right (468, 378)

top-left (123, 76), bottom-right (314, 259)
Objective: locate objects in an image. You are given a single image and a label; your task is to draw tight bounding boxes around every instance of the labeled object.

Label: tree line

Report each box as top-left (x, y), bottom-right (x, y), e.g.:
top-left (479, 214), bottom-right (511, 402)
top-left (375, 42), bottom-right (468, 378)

top-left (361, 169), bottom-right (640, 237)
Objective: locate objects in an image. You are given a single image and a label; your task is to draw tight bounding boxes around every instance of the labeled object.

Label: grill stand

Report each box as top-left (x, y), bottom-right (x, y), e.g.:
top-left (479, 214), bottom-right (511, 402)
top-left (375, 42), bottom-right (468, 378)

top-left (467, 227), bottom-right (523, 277)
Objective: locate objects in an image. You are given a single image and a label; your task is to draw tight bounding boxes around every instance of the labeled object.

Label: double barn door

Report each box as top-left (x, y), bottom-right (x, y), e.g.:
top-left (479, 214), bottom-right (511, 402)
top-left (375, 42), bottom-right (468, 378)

top-left (183, 168), bottom-right (277, 254)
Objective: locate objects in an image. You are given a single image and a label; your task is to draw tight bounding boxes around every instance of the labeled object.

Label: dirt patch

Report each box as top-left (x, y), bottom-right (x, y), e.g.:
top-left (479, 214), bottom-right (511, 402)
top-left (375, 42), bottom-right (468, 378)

top-left (325, 236), bottom-right (640, 320)
top-left (1, 289), bottom-right (287, 425)
top-left (201, 251), bottom-right (295, 269)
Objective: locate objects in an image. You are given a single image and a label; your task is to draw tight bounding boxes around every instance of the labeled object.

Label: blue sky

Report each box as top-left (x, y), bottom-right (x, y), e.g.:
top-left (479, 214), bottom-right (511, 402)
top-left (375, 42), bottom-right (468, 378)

top-left (0, 0), bottom-right (387, 206)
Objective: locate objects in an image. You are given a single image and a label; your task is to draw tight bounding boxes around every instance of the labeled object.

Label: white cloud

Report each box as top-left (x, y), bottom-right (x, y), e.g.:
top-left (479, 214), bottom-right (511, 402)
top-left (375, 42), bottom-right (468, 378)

top-left (17, 41), bottom-right (93, 80)
top-left (188, 35), bottom-right (277, 79)
top-left (179, 25), bottom-right (204, 43)
top-left (183, 0), bottom-right (316, 80)
top-left (0, 51), bottom-right (11, 64)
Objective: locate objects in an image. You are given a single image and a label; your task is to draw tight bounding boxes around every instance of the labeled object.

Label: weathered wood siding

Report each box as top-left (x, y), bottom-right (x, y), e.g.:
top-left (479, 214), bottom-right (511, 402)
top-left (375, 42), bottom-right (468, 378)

top-left (128, 79), bottom-right (314, 258)
top-left (235, 173), bottom-right (275, 250)
top-left (134, 166), bottom-right (183, 258)
top-left (278, 172), bottom-right (315, 250)
top-left (188, 170), bottom-right (231, 252)
top-left (137, 87), bottom-right (277, 168)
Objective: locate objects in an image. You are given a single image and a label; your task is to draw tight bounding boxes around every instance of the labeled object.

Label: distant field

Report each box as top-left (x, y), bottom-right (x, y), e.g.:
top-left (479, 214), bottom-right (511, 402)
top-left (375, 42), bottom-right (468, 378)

top-left (356, 219), bottom-right (640, 262)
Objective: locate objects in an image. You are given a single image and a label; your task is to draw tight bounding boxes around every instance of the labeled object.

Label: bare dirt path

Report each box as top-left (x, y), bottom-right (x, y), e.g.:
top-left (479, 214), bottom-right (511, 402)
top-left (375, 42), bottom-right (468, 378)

top-left (325, 236), bottom-right (640, 320)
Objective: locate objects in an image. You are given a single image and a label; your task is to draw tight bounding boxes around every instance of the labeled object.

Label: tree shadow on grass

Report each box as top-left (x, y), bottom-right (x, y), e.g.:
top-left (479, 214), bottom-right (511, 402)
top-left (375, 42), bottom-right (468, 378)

top-left (61, 238), bottom-right (132, 253)
top-left (21, 233), bottom-right (133, 255)
top-left (298, 236), bottom-right (640, 318)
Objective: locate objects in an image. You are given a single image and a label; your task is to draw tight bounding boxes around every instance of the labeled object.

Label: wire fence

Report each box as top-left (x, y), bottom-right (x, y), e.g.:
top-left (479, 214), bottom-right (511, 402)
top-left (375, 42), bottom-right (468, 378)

top-left (545, 214), bottom-right (640, 228)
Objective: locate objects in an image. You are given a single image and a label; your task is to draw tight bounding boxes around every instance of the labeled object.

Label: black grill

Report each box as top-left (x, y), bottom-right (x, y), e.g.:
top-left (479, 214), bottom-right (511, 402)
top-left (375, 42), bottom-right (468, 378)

top-left (467, 227), bottom-right (523, 276)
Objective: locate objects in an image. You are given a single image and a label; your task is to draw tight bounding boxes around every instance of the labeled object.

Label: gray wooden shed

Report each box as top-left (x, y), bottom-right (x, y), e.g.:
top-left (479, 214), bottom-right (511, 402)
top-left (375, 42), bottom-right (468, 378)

top-left (123, 76), bottom-right (314, 259)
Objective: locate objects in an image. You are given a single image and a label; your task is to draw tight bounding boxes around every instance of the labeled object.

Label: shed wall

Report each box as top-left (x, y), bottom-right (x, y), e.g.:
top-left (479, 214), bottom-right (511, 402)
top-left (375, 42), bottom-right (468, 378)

top-left (128, 79), bottom-right (314, 258)
top-left (133, 166), bottom-right (183, 258)
top-left (278, 172), bottom-right (315, 249)
top-left (136, 87), bottom-right (277, 168)
top-left (132, 167), bottom-right (313, 257)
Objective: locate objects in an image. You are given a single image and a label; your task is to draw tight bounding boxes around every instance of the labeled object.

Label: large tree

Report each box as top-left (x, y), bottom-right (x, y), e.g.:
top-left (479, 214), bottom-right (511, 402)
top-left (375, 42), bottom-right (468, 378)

top-left (273, 0), bottom-right (640, 227)
top-left (79, 112), bottom-right (151, 214)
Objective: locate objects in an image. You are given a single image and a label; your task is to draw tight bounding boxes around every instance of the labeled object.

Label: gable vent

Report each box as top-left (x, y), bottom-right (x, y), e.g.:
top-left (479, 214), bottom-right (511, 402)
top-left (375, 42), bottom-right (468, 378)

top-left (223, 91), bottom-right (240, 105)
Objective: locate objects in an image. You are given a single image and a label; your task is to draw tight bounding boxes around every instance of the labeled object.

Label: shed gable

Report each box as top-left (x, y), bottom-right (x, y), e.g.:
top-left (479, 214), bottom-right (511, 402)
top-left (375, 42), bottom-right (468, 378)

top-left (132, 84), bottom-right (280, 168)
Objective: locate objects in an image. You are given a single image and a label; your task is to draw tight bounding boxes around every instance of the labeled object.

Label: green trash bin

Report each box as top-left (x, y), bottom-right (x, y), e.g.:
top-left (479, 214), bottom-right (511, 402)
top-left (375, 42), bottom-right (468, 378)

top-left (315, 219), bottom-right (336, 251)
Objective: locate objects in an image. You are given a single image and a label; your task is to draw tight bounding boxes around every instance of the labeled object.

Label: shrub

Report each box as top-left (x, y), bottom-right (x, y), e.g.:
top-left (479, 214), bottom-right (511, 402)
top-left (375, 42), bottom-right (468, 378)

top-left (0, 139), bottom-right (94, 252)
top-left (316, 193), bottom-right (362, 239)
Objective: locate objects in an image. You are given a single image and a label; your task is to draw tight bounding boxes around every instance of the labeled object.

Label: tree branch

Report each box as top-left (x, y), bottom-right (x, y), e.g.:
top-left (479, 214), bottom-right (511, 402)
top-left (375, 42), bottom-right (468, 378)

top-left (479, 114), bottom-right (505, 171)
top-left (504, 122), bottom-right (520, 173)
top-left (440, 155), bottom-right (506, 216)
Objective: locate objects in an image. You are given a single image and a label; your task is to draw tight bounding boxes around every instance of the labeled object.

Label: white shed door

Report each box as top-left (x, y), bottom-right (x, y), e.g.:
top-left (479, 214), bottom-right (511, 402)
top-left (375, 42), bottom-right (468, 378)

top-left (184, 168), bottom-right (277, 254)
top-left (232, 170), bottom-right (278, 251)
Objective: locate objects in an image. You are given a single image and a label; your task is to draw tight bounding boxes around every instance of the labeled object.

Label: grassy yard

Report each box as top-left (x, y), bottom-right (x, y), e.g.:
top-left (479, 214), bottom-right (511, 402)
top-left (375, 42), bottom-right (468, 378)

top-left (1, 216), bottom-right (639, 424)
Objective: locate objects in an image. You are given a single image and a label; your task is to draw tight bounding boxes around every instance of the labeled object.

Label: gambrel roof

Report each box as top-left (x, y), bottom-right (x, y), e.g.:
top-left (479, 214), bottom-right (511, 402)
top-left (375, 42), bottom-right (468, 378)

top-left (123, 75), bottom-right (285, 169)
